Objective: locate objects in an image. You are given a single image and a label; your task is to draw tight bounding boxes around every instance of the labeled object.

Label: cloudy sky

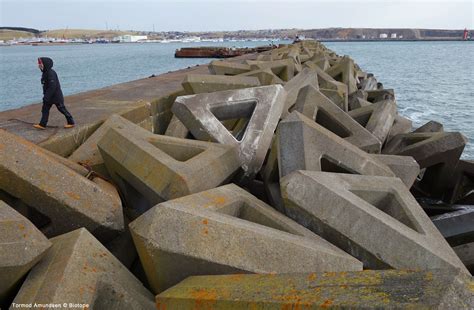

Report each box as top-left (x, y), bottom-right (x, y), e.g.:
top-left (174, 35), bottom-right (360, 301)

top-left (1, 0), bottom-right (473, 31)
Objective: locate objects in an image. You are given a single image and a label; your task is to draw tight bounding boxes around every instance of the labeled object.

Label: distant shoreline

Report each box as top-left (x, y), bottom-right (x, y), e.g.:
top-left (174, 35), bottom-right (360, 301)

top-left (1, 38), bottom-right (472, 47)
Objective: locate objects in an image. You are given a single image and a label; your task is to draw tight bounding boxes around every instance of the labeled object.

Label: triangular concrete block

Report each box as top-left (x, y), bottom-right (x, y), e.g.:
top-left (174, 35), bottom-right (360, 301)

top-left (0, 129), bottom-right (124, 242)
top-left (348, 99), bottom-right (397, 144)
top-left (0, 201), bottom-right (51, 304)
top-left (292, 85), bottom-right (381, 152)
top-left (208, 60), bottom-right (251, 75)
top-left (130, 184), bottom-right (362, 294)
top-left (281, 67), bottom-right (319, 118)
top-left (325, 56), bottom-right (358, 94)
top-left (281, 171), bottom-right (470, 274)
top-left (237, 68), bottom-right (285, 85)
top-left (383, 132), bottom-right (467, 197)
top-left (182, 74), bottom-right (260, 94)
top-left (277, 111), bottom-right (393, 178)
top-left (172, 85), bottom-right (286, 178)
top-left (247, 59), bottom-right (295, 81)
top-left (97, 118), bottom-right (240, 214)
top-left (12, 228), bottom-right (154, 309)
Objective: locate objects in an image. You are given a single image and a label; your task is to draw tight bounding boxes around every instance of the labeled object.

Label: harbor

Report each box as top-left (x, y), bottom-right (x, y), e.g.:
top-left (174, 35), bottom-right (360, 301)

top-left (0, 40), bottom-right (473, 308)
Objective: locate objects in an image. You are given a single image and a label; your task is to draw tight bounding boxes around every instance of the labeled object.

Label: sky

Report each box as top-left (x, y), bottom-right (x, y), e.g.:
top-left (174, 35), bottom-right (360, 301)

top-left (1, 0), bottom-right (473, 31)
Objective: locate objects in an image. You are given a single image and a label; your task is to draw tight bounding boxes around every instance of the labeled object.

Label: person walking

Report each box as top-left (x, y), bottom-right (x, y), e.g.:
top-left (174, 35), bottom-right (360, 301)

top-left (34, 57), bottom-right (75, 129)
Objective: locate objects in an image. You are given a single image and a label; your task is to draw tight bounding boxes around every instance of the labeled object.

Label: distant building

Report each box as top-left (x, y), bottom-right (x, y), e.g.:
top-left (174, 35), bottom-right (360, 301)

top-left (390, 33), bottom-right (397, 39)
top-left (113, 35), bottom-right (148, 43)
top-left (379, 33), bottom-right (388, 39)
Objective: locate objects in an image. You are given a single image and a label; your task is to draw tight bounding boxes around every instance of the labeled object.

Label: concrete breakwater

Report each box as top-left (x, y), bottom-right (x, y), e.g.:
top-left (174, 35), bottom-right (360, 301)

top-left (0, 41), bottom-right (473, 308)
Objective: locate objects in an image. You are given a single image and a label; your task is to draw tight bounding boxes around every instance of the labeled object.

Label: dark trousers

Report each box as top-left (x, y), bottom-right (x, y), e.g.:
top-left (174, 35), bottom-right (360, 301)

top-left (40, 102), bottom-right (74, 127)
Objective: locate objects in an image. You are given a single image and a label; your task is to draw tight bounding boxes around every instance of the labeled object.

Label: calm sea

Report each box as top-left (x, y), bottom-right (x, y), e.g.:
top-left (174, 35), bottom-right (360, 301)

top-left (0, 40), bottom-right (473, 158)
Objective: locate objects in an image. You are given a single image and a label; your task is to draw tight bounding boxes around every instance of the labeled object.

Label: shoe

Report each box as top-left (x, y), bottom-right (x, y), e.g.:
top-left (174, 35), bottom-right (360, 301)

top-left (64, 124), bottom-right (75, 128)
top-left (33, 124), bottom-right (46, 130)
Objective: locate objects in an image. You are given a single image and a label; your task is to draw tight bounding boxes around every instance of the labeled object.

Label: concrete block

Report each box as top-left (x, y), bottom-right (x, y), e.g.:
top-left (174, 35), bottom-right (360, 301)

top-left (12, 228), bottom-right (155, 309)
top-left (172, 85), bottom-right (286, 178)
top-left (0, 129), bottom-right (124, 242)
top-left (413, 120), bottom-right (444, 133)
top-left (386, 114), bottom-right (413, 143)
top-left (130, 184), bottom-right (363, 294)
top-left (383, 132), bottom-right (467, 198)
top-left (292, 85), bottom-right (381, 153)
top-left (0, 201), bottom-right (51, 304)
top-left (325, 56), bottom-right (358, 94)
top-left (348, 99), bottom-right (397, 144)
top-left (359, 75), bottom-right (378, 91)
top-left (97, 120), bottom-right (240, 215)
top-left (164, 114), bottom-right (190, 139)
top-left (69, 113), bottom-right (152, 175)
top-left (182, 74), bottom-right (260, 94)
top-left (373, 154), bottom-right (420, 188)
top-left (261, 137), bottom-right (285, 213)
top-left (281, 67), bottom-right (319, 118)
top-left (366, 89), bottom-right (395, 103)
top-left (281, 170), bottom-right (470, 274)
top-left (348, 90), bottom-right (369, 110)
top-left (448, 160), bottom-right (474, 204)
top-left (277, 111), bottom-right (393, 178)
top-left (431, 206), bottom-right (474, 246)
top-left (208, 60), bottom-right (251, 75)
top-left (454, 242), bottom-right (474, 272)
top-left (237, 68), bottom-right (285, 85)
top-left (247, 59), bottom-right (295, 81)
top-left (156, 269), bottom-right (473, 310)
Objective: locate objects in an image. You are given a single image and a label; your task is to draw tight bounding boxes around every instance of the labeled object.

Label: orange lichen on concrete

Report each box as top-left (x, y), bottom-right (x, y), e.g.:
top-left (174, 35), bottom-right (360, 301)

top-left (66, 191), bottom-right (81, 200)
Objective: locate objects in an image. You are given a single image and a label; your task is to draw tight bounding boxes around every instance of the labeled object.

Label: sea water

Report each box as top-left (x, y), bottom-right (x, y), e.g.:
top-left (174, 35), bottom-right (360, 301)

top-left (0, 40), bottom-right (473, 158)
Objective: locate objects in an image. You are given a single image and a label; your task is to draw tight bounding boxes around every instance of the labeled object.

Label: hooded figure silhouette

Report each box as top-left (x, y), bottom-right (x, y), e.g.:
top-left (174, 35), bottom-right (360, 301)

top-left (34, 57), bottom-right (75, 129)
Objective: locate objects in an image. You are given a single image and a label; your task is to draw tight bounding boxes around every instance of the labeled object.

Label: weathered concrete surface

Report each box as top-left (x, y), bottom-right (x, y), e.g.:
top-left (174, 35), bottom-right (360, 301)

top-left (261, 137), bottom-right (286, 213)
top-left (366, 89), bottom-right (395, 103)
top-left (247, 59), bottom-right (295, 81)
top-left (281, 67), bottom-right (319, 118)
top-left (172, 85), bottom-right (286, 178)
top-left (156, 269), bottom-right (474, 310)
top-left (237, 68), bottom-right (285, 86)
top-left (373, 154), bottom-right (420, 188)
top-left (292, 85), bottom-right (381, 152)
top-left (348, 99), bottom-right (397, 144)
top-left (281, 171), bottom-right (470, 274)
top-left (277, 111), bottom-right (394, 178)
top-left (164, 114), bottom-right (190, 138)
top-left (208, 60), bottom-right (251, 75)
top-left (69, 113), bottom-right (152, 176)
top-left (98, 118), bottom-right (240, 214)
top-left (0, 201), bottom-right (51, 304)
top-left (431, 206), bottom-right (474, 246)
top-left (12, 228), bottom-right (155, 309)
top-left (454, 242), bottom-right (474, 272)
top-left (383, 132), bottom-right (467, 198)
top-left (0, 129), bottom-right (124, 242)
top-left (414, 120), bottom-right (444, 133)
top-left (182, 74), bottom-right (260, 94)
top-left (130, 184), bottom-right (362, 294)
top-left (386, 114), bottom-right (413, 143)
top-left (325, 56), bottom-right (358, 94)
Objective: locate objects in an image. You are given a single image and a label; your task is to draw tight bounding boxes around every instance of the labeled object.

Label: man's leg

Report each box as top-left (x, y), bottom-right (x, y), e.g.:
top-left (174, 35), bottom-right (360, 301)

top-left (39, 103), bottom-right (53, 127)
top-left (56, 102), bottom-right (75, 125)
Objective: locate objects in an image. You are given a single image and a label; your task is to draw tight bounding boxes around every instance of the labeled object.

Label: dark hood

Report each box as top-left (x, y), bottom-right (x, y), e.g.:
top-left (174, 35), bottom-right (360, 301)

top-left (39, 57), bottom-right (53, 72)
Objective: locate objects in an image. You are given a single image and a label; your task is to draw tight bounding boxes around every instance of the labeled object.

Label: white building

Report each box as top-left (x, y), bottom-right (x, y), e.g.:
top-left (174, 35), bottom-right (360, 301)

top-left (390, 33), bottom-right (397, 39)
top-left (379, 33), bottom-right (388, 39)
top-left (113, 35), bottom-right (148, 43)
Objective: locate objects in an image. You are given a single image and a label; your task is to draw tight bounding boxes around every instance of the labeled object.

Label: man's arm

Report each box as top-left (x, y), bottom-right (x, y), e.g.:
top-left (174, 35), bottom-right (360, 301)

top-left (43, 71), bottom-right (58, 104)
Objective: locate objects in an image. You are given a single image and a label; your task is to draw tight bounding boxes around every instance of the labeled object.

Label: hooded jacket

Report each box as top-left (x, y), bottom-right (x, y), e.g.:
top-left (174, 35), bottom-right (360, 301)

top-left (39, 57), bottom-right (64, 105)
